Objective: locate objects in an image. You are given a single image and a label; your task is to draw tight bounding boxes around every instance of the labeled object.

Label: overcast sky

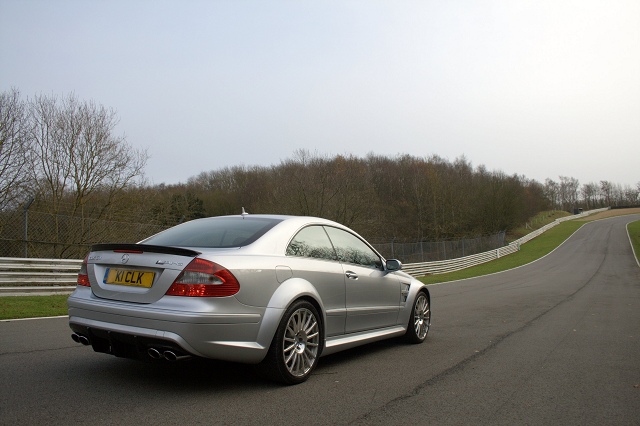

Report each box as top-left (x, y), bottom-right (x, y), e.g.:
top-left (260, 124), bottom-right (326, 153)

top-left (1, 0), bottom-right (638, 187)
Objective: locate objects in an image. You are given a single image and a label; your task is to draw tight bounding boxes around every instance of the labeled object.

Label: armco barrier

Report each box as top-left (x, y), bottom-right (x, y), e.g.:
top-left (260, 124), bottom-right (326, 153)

top-left (403, 207), bottom-right (609, 277)
top-left (0, 207), bottom-right (609, 293)
top-left (402, 244), bottom-right (520, 276)
top-left (0, 257), bottom-right (81, 285)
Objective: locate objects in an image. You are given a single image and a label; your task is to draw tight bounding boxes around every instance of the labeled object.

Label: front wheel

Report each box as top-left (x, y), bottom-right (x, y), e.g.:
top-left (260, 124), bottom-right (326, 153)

top-left (404, 291), bottom-right (430, 343)
top-left (259, 300), bottom-right (322, 385)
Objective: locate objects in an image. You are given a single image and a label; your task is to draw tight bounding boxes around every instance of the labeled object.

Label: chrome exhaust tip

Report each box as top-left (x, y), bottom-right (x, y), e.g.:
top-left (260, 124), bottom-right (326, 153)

top-left (163, 350), bottom-right (191, 361)
top-left (147, 348), bottom-right (162, 360)
top-left (71, 333), bottom-right (90, 346)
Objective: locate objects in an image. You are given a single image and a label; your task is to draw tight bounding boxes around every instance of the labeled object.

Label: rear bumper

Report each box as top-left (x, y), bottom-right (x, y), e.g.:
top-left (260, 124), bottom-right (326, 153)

top-left (67, 288), bottom-right (277, 364)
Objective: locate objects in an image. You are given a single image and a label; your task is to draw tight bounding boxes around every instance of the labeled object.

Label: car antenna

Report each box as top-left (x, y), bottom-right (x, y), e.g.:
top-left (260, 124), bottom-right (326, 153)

top-left (241, 207), bottom-right (249, 218)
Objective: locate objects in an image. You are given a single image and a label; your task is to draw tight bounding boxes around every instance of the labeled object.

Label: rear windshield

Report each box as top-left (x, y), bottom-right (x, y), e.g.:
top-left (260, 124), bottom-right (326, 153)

top-left (142, 217), bottom-right (283, 248)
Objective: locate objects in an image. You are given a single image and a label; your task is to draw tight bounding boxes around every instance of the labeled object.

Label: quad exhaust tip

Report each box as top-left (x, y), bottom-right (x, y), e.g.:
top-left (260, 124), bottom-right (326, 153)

top-left (71, 333), bottom-right (90, 346)
top-left (147, 347), bottom-right (191, 361)
top-left (71, 334), bottom-right (191, 361)
top-left (148, 347), bottom-right (162, 359)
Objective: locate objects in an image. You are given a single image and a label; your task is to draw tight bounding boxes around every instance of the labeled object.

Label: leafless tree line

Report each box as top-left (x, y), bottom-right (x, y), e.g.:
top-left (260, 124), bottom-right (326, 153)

top-left (0, 88), bottom-right (30, 209)
top-left (2, 88), bottom-right (638, 258)
top-left (0, 88), bottom-right (148, 213)
top-left (544, 176), bottom-right (639, 212)
top-left (0, 88), bottom-right (149, 255)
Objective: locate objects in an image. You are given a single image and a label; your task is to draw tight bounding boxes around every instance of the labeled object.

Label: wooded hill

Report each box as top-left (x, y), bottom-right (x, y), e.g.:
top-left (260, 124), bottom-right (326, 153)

top-left (125, 151), bottom-right (549, 242)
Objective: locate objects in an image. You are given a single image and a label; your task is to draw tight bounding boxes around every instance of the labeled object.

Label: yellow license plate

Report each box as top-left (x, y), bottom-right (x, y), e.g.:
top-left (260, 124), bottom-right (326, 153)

top-left (104, 268), bottom-right (155, 288)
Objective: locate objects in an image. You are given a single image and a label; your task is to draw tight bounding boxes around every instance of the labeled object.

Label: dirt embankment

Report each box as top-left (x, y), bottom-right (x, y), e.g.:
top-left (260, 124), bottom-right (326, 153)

top-left (578, 208), bottom-right (640, 221)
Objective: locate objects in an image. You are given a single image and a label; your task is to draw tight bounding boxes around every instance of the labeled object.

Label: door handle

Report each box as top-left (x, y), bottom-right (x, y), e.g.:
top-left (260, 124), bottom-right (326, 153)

top-left (345, 271), bottom-right (358, 280)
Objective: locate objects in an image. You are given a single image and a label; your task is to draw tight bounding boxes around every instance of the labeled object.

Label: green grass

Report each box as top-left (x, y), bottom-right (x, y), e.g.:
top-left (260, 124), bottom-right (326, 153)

top-left (629, 220), bottom-right (640, 263)
top-left (0, 294), bottom-right (69, 320)
top-left (507, 210), bottom-right (572, 242)
top-left (419, 220), bottom-right (585, 285)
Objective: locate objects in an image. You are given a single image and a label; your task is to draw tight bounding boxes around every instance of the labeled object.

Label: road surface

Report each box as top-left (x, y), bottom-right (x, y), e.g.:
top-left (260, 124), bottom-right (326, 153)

top-left (1, 214), bottom-right (638, 425)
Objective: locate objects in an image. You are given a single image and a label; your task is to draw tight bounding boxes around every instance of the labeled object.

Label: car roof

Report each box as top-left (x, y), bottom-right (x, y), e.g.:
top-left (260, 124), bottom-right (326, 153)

top-left (211, 214), bottom-right (347, 227)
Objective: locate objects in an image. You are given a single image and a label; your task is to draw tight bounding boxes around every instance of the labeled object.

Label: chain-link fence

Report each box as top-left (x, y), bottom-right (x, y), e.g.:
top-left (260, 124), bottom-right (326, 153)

top-left (0, 209), bottom-right (166, 259)
top-left (370, 231), bottom-right (506, 264)
top-left (1, 209), bottom-right (506, 263)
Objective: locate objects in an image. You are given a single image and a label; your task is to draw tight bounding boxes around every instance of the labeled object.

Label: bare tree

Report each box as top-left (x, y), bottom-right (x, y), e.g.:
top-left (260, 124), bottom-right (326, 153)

top-left (623, 185), bottom-right (639, 205)
top-left (275, 149), bottom-right (342, 217)
top-left (581, 182), bottom-right (600, 209)
top-left (600, 180), bottom-right (612, 206)
top-left (24, 93), bottom-right (148, 257)
top-left (543, 178), bottom-right (560, 210)
top-left (28, 93), bottom-right (148, 217)
top-left (558, 176), bottom-right (580, 211)
top-left (0, 88), bottom-right (31, 210)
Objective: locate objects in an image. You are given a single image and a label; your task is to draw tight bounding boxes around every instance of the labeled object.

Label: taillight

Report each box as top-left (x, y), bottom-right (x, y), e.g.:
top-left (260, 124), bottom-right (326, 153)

top-left (165, 258), bottom-right (240, 297)
top-left (77, 255), bottom-right (90, 287)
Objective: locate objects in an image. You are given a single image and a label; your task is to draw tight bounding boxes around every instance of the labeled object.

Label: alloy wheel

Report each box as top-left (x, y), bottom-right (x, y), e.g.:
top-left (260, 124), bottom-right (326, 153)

top-left (283, 307), bottom-right (320, 377)
top-left (413, 293), bottom-right (430, 340)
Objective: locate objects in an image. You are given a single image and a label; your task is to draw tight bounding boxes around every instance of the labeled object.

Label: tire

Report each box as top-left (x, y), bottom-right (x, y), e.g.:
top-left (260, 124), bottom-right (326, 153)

top-left (260, 300), bottom-right (322, 385)
top-left (404, 291), bottom-right (430, 343)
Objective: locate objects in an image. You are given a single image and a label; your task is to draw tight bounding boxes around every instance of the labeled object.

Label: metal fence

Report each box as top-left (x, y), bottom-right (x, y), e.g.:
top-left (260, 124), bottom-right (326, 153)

top-left (370, 232), bottom-right (506, 264)
top-left (0, 208), bottom-right (507, 263)
top-left (0, 209), bottom-right (165, 259)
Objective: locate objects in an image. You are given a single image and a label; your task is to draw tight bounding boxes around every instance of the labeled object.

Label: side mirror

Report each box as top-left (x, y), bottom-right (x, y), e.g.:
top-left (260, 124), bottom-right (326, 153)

top-left (386, 259), bottom-right (403, 271)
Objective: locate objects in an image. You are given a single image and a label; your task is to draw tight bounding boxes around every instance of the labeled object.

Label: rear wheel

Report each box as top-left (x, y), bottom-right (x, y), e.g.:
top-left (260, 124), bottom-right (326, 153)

top-left (260, 300), bottom-right (322, 385)
top-left (405, 291), bottom-right (430, 343)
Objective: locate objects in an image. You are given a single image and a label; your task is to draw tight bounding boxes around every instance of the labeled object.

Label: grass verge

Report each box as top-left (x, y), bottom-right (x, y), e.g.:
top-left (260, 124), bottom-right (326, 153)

top-left (419, 220), bottom-right (585, 285)
top-left (0, 294), bottom-right (69, 320)
top-left (507, 210), bottom-right (572, 242)
top-left (628, 220), bottom-right (640, 263)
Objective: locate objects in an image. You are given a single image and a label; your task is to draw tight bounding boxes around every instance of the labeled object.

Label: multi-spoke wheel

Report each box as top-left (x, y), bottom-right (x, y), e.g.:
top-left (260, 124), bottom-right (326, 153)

top-left (260, 300), bottom-right (322, 384)
top-left (405, 291), bottom-right (430, 343)
top-left (282, 306), bottom-right (320, 378)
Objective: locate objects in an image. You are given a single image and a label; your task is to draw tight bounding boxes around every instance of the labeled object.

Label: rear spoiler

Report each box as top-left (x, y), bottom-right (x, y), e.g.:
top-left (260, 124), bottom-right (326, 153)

top-left (91, 243), bottom-right (201, 258)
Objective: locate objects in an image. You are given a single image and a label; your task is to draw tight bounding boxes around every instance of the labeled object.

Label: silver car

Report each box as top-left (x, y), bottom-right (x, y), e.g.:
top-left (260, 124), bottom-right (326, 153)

top-left (68, 214), bottom-right (431, 384)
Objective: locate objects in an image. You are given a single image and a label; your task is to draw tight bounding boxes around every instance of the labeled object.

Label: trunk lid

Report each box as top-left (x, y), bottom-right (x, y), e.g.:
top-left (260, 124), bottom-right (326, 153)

top-left (85, 243), bottom-right (200, 304)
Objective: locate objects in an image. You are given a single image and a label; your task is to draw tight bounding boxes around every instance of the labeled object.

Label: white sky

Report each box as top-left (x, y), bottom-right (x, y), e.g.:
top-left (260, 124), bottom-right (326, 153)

top-left (1, 0), bottom-right (638, 187)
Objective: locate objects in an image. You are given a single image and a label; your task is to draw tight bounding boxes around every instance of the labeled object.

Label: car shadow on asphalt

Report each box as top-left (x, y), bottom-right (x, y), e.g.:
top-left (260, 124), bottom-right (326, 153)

top-left (67, 336), bottom-right (409, 390)
top-left (67, 352), bottom-right (270, 390)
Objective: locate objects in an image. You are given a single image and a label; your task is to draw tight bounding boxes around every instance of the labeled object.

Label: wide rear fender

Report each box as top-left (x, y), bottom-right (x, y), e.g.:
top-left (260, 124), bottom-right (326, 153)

top-left (254, 277), bottom-right (326, 350)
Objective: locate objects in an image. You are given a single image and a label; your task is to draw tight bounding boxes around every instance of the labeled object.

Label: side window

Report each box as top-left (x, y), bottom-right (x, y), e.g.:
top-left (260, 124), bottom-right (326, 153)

top-left (286, 226), bottom-right (337, 261)
top-left (324, 227), bottom-right (382, 269)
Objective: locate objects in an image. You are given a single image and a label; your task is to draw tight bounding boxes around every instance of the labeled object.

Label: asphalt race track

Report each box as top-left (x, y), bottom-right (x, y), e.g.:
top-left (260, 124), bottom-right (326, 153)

top-left (1, 214), bottom-right (639, 425)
